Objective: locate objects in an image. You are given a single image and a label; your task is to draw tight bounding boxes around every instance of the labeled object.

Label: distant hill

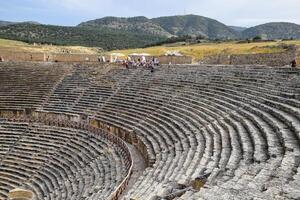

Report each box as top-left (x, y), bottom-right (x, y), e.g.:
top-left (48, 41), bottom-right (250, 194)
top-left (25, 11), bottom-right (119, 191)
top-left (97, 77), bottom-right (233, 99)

top-left (152, 15), bottom-right (238, 39)
top-left (78, 16), bottom-right (173, 37)
top-left (79, 15), bottom-right (239, 39)
top-left (0, 20), bottom-right (40, 27)
top-left (0, 23), bottom-right (165, 50)
top-left (0, 20), bottom-right (15, 27)
top-left (229, 26), bottom-right (247, 32)
top-left (242, 22), bottom-right (300, 39)
top-left (23, 21), bottom-right (41, 25)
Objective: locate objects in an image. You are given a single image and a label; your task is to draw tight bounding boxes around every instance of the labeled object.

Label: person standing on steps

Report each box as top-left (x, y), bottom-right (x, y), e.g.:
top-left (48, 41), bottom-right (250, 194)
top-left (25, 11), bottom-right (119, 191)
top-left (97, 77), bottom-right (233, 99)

top-left (150, 65), bottom-right (154, 73)
top-left (290, 59), bottom-right (297, 68)
top-left (122, 60), bottom-right (129, 69)
top-left (149, 60), bottom-right (154, 73)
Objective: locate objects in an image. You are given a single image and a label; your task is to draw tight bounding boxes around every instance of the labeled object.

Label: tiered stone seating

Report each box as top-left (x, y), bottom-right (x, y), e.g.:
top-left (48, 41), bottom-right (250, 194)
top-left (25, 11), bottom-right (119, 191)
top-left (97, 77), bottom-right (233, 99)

top-left (1, 63), bottom-right (299, 199)
top-left (0, 62), bottom-right (72, 110)
top-left (0, 120), bottom-right (130, 200)
top-left (38, 65), bottom-right (299, 199)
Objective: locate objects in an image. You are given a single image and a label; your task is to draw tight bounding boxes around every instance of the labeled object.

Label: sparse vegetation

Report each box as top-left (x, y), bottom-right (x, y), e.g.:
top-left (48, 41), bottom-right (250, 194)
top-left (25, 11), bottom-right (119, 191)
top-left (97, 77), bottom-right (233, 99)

top-left (0, 39), bottom-right (101, 54)
top-left (1, 38), bottom-right (299, 64)
top-left (143, 35), bottom-right (206, 47)
top-left (110, 40), bottom-right (300, 61)
top-left (253, 35), bottom-right (262, 41)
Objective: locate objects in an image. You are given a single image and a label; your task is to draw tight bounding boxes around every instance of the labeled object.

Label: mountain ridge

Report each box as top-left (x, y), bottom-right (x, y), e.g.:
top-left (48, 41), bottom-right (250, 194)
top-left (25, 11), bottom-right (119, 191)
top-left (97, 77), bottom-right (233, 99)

top-left (78, 16), bottom-right (173, 37)
top-left (79, 15), bottom-right (238, 39)
top-left (1, 15), bottom-right (300, 50)
top-left (151, 15), bottom-right (237, 39)
top-left (228, 26), bottom-right (248, 32)
top-left (79, 15), bottom-right (300, 40)
top-left (0, 20), bottom-right (40, 26)
top-left (0, 20), bottom-right (15, 27)
top-left (241, 22), bottom-right (300, 39)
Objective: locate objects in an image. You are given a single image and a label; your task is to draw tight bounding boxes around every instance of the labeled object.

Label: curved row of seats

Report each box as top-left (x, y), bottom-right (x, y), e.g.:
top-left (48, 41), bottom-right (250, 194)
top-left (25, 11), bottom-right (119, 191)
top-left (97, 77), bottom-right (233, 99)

top-left (0, 63), bottom-right (299, 199)
top-left (0, 62), bottom-right (72, 110)
top-left (0, 119), bottom-right (130, 200)
top-left (37, 65), bottom-right (300, 199)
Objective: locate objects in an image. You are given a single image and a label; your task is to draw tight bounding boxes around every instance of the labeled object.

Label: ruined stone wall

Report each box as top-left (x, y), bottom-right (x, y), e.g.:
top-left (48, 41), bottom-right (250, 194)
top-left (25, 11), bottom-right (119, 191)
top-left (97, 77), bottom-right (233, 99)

top-left (158, 56), bottom-right (193, 64)
top-left (0, 109), bottom-right (152, 167)
top-left (0, 50), bottom-right (104, 63)
top-left (0, 51), bottom-right (44, 62)
top-left (201, 47), bottom-right (298, 67)
top-left (200, 54), bottom-right (231, 65)
top-left (89, 118), bottom-right (153, 166)
top-left (49, 53), bottom-right (102, 62)
top-left (230, 50), bottom-right (296, 66)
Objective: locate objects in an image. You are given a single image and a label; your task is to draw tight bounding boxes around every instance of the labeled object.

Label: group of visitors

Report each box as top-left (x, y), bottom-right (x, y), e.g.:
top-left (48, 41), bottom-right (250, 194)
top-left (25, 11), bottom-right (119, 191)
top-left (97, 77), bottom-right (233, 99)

top-left (122, 57), bottom-right (159, 73)
top-left (98, 56), bottom-right (107, 63)
top-left (62, 49), bottom-right (71, 54)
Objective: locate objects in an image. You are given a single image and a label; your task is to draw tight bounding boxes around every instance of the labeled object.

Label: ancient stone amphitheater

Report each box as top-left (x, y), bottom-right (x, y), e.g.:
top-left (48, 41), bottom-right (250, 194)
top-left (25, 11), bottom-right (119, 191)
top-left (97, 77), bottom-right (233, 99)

top-left (0, 62), bottom-right (299, 200)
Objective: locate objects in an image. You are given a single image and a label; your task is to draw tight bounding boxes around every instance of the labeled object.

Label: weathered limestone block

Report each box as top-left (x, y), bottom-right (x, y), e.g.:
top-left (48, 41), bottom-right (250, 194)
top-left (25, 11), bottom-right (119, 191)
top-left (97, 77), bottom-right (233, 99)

top-left (8, 188), bottom-right (33, 200)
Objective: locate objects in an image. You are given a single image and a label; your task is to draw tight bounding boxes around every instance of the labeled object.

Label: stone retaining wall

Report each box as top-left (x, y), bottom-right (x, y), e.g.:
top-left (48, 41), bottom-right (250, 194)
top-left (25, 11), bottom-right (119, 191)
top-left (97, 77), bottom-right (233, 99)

top-left (201, 46), bottom-right (298, 66)
top-left (158, 56), bottom-right (193, 64)
top-left (230, 50), bottom-right (296, 66)
top-left (0, 50), bottom-right (105, 63)
top-left (200, 54), bottom-right (231, 65)
top-left (0, 51), bottom-right (45, 62)
top-left (0, 109), bottom-right (151, 167)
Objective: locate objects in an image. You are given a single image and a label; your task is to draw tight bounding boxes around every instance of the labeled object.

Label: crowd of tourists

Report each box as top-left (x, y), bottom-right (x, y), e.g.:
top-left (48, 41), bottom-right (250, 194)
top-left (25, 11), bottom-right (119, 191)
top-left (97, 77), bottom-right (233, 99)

top-left (122, 56), bottom-right (159, 72)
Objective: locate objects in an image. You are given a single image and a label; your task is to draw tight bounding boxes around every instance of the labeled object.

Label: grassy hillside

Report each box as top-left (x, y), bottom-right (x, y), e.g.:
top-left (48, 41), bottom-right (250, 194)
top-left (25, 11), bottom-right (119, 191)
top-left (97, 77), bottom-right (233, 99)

top-left (110, 40), bottom-right (300, 61)
top-left (0, 23), bottom-right (166, 50)
top-left (0, 38), bottom-right (101, 54)
top-left (1, 38), bottom-right (299, 64)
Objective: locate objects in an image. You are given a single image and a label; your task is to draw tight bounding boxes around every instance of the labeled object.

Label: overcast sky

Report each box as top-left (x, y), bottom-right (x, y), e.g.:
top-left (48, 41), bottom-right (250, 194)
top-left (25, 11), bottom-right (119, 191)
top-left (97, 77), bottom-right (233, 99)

top-left (1, 0), bottom-right (300, 27)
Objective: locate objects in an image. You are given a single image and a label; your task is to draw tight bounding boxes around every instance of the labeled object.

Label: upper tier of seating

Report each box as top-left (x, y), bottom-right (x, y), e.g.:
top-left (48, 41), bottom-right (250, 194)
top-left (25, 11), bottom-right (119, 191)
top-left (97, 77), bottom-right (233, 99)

top-left (0, 63), bottom-right (299, 199)
top-left (0, 62), bottom-right (72, 111)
